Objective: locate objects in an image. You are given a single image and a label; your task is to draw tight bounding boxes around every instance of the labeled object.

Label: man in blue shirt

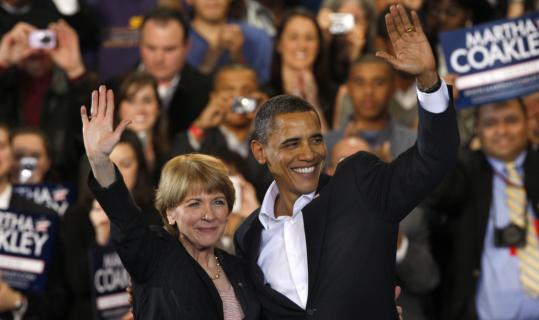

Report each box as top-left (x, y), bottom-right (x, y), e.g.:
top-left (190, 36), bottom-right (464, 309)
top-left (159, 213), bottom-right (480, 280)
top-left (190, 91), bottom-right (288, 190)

top-left (431, 98), bottom-right (539, 320)
top-left (186, 0), bottom-right (273, 83)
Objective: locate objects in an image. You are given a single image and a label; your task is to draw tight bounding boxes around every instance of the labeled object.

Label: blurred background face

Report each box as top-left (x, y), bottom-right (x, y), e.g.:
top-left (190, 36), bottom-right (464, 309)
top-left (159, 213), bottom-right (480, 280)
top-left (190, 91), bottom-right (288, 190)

top-left (110, 142), bottom-right (139, 190)
top-left (12, 133), bottom-right (51, 184)
top-left (432, 0), bottom-right (470, 32)
top-left (191, 0), bottom-right (230, 22)
top-left (476, 101), bottom-right (528, 162)
top-left (0, 128), bottom-right (13, 182)
top-left (119, 84), bottom-right (160, 133)
top-left (140, 20), bottom-right (187, 83)
top-left (347, 62), bottom-right (394, 121)
top-left (328, 136), bottom-right (370, 175)
top-left (278, 16), bottom-right (319, 71)
top-left (214, 68), bottom-right (258, 127)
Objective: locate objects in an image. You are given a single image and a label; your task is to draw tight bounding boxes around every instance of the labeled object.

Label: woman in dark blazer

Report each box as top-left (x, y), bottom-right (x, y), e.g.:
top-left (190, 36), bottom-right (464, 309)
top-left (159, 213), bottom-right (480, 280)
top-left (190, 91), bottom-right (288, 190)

top-left (82, 85), bottom-right (261, 319)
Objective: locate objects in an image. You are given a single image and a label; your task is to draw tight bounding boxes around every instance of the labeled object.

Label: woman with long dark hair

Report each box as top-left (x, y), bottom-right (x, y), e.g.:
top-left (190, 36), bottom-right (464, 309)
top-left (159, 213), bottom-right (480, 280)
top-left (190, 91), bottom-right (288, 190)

top-left (267, 8), bottom-right (337, 130)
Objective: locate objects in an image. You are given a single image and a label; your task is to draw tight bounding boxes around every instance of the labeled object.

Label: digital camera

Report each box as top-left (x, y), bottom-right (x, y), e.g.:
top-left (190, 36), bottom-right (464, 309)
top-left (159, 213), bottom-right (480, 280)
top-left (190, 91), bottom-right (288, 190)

top-left (494, 223), bottom-right (527, 248)
top-left (329, 13), bottom-right (355, 34)
top-left (28, 30), bottom-right (57, 49)
top-left (18, 156), bottom-right (38, 184)
top-left (231, 97), bottom-right (257, 114)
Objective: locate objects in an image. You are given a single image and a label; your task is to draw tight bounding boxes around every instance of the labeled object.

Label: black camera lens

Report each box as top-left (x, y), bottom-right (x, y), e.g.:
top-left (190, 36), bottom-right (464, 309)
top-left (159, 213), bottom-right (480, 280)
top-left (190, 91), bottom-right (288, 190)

top-left (41, 36), bottom-right (51, 44)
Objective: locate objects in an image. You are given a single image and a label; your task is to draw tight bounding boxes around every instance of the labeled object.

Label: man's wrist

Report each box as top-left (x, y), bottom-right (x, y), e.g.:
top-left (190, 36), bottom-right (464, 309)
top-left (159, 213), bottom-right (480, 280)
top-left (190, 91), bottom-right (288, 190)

top-left (417, 70), bottom-right (440, 92)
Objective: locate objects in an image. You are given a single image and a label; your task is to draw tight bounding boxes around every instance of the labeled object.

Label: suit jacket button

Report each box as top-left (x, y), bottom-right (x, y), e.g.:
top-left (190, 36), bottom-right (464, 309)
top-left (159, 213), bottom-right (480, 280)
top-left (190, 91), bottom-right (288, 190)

top-left (306, 308), bottom-right (317, 316)
top-left (238, 282), bottom-right (243, 287)
top-left (473, 269), bottom-right (480, 278)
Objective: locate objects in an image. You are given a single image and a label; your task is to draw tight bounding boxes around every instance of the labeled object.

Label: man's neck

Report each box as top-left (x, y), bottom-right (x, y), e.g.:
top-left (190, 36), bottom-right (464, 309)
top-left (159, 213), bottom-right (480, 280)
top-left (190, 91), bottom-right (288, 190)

top-left (274, 193), bottom-right (296, 218)
top-left (351, 115), bottom-right (389, 131)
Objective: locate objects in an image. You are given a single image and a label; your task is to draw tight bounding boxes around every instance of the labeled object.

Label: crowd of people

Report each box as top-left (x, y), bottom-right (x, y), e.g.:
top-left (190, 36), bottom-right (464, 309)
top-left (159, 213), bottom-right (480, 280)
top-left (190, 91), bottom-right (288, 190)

top-left (0, 0), bottom-right (538, 319)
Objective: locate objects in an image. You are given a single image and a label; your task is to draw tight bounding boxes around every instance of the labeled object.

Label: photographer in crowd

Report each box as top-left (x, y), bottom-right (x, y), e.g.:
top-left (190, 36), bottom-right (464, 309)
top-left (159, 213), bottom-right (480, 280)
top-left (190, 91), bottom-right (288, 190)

top-left (0, 19), bottom-right (94, 184)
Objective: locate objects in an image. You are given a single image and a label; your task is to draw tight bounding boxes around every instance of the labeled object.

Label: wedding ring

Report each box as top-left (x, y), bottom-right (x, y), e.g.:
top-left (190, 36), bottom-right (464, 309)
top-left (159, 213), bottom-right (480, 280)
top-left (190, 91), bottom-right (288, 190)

top-left (406, 25), bottom-right (415, 33)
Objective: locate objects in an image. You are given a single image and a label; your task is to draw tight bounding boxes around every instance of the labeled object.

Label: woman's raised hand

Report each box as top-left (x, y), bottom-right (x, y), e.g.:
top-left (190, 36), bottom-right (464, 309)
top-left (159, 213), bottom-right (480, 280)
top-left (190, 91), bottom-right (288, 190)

top-left (81, 85), bottom-right (130, 187)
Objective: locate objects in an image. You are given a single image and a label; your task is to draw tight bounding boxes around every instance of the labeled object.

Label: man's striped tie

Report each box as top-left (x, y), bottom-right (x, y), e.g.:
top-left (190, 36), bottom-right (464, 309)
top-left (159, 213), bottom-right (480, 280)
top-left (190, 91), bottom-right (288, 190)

top-left (506, 162), bottom-right (539, 297)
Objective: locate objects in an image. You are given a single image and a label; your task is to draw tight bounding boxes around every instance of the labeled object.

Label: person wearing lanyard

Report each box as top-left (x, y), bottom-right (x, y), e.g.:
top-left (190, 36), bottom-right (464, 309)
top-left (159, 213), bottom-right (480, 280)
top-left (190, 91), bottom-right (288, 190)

top-left (431, 98), bottom-right (539, 320)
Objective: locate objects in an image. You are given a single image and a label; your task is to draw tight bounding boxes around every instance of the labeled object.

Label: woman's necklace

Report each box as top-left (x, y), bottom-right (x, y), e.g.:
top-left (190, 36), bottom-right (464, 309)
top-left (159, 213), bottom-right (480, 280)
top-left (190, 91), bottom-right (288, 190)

top-left (209, 255), bottom-right (222, 281)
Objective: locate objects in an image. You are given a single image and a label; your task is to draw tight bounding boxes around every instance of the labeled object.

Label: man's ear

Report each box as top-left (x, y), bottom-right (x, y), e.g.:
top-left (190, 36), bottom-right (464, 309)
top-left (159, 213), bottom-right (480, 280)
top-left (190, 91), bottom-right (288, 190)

top-left (165, 208), bottom-right (176, 225)
top-left (251, 140), bottom-right (267, 165)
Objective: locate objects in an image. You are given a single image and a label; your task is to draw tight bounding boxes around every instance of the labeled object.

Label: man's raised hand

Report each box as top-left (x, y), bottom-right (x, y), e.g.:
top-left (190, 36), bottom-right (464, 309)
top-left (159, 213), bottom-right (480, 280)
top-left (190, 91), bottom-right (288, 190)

top-left (376, 3), bottom-right (438, 89)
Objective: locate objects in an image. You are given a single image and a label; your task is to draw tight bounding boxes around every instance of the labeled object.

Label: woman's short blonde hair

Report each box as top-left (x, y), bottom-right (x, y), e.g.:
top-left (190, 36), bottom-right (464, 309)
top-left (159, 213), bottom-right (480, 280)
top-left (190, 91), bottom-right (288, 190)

top-left (155, 153), bottom-right (235, 237)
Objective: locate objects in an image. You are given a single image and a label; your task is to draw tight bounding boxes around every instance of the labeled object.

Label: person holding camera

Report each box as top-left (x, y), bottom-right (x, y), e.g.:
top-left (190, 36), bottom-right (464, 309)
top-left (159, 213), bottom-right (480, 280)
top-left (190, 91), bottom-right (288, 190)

top-left (0, 19), bottom-right (94, 184)
top-left (430, 99), bottom-right (539, 320)
top-left (10, 127), bottom-right (55, 184)
top-left (171, 63), bottom-right (266, 159)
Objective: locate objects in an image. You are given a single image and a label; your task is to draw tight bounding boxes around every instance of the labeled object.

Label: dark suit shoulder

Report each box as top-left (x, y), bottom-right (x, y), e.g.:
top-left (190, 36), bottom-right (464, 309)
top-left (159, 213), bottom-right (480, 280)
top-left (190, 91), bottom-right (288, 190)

top-left (333, 150), bottom-right (383, 181)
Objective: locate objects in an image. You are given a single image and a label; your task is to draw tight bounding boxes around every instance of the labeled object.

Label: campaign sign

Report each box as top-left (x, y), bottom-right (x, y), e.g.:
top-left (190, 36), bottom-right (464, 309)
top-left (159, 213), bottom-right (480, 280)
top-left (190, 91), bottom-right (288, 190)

top-left (440, 11), bottom-right (539, 108)
top-left (0, 209), bottom-right (59, 293)
top-left (13, 183), bottom-right (75, 217)
top-left (90, 245), bottom-right (131, 320)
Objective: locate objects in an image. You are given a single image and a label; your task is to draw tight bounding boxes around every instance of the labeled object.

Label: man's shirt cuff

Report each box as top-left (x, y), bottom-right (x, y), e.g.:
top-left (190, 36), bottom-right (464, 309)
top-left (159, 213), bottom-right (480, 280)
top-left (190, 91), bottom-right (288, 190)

top-left (416, 79), bottom-right (449, 114)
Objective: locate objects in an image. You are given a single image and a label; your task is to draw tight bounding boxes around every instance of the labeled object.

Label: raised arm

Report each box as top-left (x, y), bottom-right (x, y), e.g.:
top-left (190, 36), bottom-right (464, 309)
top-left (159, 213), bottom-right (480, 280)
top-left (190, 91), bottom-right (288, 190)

top-left (81, 85), bottom-right (130, 187)
top-left (343, 4), bottom-right (459, 222)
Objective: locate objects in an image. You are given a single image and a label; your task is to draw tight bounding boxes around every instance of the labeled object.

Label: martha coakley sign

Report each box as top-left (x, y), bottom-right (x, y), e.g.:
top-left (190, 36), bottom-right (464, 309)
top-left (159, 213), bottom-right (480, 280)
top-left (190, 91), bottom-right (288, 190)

top-left (440, 11), bottom-right (539, 108)
top-left (0, 209), bottom-right (59, 293)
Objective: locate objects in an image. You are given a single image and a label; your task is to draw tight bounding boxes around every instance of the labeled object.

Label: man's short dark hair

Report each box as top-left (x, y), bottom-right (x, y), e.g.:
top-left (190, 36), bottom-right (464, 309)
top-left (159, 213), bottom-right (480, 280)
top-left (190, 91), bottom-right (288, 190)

top-left (350, 54), bottom-right (394, 78)
top-left (253, 95), bottom-right (320, 144)
top-left (141, 7), bottom-right (190, 43)
top-left (213, 63), bottom-right (257, 89)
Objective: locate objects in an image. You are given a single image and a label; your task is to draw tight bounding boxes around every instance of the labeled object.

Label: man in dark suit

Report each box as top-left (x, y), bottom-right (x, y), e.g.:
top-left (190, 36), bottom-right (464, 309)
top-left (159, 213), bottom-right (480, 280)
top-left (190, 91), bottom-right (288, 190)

top-left (0, 123), bottom-right (67, 319)
top-left (234, 4), bottom-right (459, 319)
top-left (431, 99), bottom-right (539, 320)
top-left (134, 7), bottom-right (212, 140)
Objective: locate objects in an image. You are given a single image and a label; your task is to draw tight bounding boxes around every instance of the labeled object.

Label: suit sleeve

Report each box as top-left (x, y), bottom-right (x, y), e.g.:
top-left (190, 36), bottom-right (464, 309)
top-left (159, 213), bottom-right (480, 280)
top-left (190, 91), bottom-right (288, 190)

top-left (88, 167), bottom-right (159, 283)
top-left (347, 85), bottom-right (460, 222)
top-left (396, 206), bottom-right (440, 293)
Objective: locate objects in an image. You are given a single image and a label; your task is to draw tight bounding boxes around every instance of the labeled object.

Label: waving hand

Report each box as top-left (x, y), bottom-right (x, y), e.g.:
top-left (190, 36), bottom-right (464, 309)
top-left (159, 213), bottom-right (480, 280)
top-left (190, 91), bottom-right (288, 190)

top-left (376, 3), bottom-right (438, 90)
top-left (81, 85), bottom-right (130, 187)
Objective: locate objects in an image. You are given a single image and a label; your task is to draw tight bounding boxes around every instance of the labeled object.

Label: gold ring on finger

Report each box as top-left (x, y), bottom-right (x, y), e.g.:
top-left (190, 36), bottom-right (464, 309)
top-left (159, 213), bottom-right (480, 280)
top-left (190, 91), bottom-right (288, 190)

top-left (406, 25), bottom-right (415, 33)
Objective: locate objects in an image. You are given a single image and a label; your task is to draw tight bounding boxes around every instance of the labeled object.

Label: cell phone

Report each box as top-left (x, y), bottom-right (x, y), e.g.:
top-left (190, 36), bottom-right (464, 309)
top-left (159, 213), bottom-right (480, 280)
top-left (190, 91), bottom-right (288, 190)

top-left (329, 13), bottom-right (355, 34)
top-left (18, 156), bottom-right (38, 184)
top-left (231, 96), bottom-right (257, 114)
top-left (28, 30), bottom-right (57, 49)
